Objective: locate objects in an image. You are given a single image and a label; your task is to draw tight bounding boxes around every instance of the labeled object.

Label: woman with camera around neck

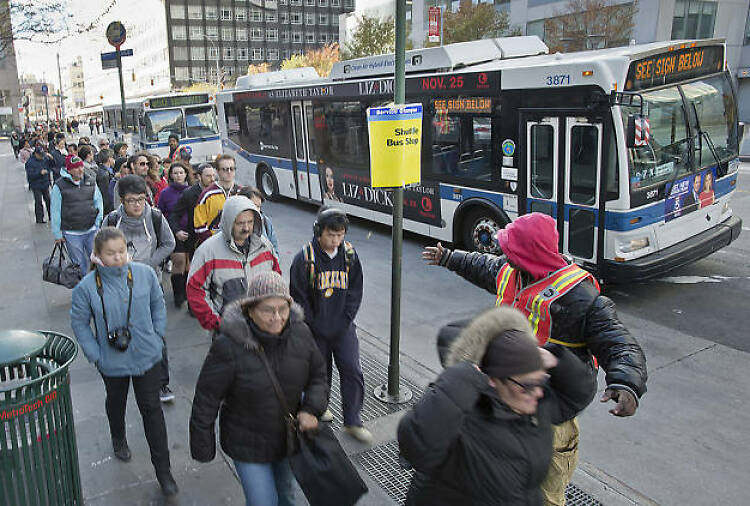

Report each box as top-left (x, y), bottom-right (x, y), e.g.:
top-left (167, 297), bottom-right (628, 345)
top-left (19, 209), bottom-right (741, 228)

top-left (70, 226), bottom-right (178, 497)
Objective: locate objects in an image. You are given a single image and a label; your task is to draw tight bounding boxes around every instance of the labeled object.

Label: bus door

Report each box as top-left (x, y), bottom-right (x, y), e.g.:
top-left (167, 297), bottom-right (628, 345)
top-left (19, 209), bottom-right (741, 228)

top-left (524, 116), bottom-right (602, 263)
top-left (291, 101), bottom-right (313, 200)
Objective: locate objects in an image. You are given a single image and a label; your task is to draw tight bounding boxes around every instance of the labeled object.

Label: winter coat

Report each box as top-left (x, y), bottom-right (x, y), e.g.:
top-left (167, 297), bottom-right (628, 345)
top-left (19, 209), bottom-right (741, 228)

top-left (262, 213), bottom-right (279, 257)
top-left (439, 249), bottom-right (647, 400)
top-left (50, 148), bottom-right (67, 180)
top-left (70, 262), bottom-right (167, 377)
top-left (103, 204), bottom-right (176, 274)
top-left (157, 182), bottom-right (188, 228)
top-left (398, 307), bottom-right (595, 506)
top-left (187, 197), bottom-right (280, 331)
top-left (95, 164), bottom-right (114, 214)
top-left (289, 238), bottom-right (363, 341)
top-left (25, 154), bottom-right (54, 190)
top-left (19, 146), bottom-right (34, 164)
top-left (50, 169), bottom-right (104, 238)
top-left (167, 182), bottom-right (203, 242)
top-left (189, 301), bottom-right (328, 463)
top-left (193, 182), bottom-right (243, 244)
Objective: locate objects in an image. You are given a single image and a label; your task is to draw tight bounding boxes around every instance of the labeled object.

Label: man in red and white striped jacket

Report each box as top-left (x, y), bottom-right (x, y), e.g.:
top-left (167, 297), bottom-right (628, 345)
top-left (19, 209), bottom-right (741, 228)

top-left (187, 196), bottom-right (280, 331)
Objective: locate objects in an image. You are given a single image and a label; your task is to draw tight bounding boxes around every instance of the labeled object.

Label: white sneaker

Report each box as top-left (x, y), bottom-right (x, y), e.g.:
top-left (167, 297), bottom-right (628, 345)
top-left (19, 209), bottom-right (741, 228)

top-left (320, 409), bottom-right (334, 422)
top-left (344, 425), bottom-right (373, 445)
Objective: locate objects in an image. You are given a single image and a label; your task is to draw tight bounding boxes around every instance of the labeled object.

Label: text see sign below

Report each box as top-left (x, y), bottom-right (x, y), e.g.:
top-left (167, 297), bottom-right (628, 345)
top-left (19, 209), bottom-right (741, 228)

top-left (367, 103), bottom-right (422, 188)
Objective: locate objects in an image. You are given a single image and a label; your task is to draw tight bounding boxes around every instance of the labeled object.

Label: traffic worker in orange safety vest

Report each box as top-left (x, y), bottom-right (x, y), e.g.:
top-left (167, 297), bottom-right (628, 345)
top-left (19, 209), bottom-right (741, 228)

top-left (422, 212), bottom-right (647, 506)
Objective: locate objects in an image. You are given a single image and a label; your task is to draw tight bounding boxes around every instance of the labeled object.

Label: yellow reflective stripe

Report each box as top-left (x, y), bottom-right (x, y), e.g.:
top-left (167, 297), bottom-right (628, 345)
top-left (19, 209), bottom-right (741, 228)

top-left (550, 266), bottom-right (585, 290)
top-left (554, 270), bottom-right (589, 292)
top-left (547, 338), bottom-right (588, 348)
top-left (496, 265), bottom-right (514, 305)
top-left (528, 292), bottom-right (544, 335)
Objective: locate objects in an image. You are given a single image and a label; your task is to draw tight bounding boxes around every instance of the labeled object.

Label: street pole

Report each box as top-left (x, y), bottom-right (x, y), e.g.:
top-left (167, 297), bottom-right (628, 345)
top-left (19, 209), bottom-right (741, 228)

top-left (44, 92), bottom-right (49, 124)
top-left (116, 46), bottom-right (127, 132)
top-left (57, 53), bottom-right (65, 125)
top-left (374, 0), bottom-right (412, 404)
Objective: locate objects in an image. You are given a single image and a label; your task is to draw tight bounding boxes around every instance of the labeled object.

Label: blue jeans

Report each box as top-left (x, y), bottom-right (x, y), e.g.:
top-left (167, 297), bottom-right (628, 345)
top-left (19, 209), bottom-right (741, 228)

top-left (233, 458), bottom-right (295, 506)
top-left (63, 229), bottom-right (96, 276)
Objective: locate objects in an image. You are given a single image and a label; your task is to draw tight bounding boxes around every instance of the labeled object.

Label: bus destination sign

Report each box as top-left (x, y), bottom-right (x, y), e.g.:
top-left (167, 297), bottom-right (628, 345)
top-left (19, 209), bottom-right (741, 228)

top-left (433, 97), bottom-right (492, 114)
top-left (149, 94), bottom-right (210, 109)
top-left (625, 45), bottom-right (724, 91)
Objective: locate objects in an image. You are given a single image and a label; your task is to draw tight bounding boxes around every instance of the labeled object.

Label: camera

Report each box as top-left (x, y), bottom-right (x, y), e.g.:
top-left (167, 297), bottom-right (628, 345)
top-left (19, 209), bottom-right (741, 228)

top-left (107, 327), bottom-right (132, 352)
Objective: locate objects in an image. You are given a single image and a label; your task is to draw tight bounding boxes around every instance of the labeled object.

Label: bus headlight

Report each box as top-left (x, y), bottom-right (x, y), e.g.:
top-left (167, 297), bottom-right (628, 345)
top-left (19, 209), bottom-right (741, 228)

top-left (617, 237), bottom-right (650, 254)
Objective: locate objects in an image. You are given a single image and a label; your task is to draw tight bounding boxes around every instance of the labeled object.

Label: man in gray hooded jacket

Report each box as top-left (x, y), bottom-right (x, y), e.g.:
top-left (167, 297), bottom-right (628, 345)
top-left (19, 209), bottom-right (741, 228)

top-left (103, 174), bottom-right (176, 402)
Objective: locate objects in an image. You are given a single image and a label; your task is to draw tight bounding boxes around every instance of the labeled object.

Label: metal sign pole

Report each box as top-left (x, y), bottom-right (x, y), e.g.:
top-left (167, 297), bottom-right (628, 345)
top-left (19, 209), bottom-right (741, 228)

top-left (116, 46), bottom-right (127, 132)
top-left (57, 53), bottom-right (65, 125)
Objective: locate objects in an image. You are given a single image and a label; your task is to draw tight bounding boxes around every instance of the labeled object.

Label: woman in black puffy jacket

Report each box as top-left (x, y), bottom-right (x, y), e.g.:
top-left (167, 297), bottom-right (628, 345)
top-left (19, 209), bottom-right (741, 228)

top-left (190, 271), bottom-right (328, 506)
top-left (398, 306), bottom-right (595, 506)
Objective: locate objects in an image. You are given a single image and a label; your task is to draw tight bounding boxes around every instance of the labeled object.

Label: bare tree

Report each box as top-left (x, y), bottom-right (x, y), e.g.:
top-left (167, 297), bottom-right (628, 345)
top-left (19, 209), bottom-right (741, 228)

top-left (544, 0), bottom-right (637, 53)
top-left (0, 0), bottom-right (119, 55)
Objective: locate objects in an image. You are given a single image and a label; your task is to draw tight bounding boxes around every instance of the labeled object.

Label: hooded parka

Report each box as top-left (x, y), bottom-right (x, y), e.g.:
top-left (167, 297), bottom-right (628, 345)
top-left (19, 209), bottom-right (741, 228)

top-left (189, 300), bottom-right (328, 463)
top-left (397, 307), bottom-right (596, 506)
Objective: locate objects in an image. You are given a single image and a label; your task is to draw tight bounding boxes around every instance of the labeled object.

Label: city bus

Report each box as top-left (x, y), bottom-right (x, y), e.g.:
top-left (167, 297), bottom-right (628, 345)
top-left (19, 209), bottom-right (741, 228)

top-left (103, 92), bottom-right (221, 162)
top-left (217, 36), bottom-right (742, 282)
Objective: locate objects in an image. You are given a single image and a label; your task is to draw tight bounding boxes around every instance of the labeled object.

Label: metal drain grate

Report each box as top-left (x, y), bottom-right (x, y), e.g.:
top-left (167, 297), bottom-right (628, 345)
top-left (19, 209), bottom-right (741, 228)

top-left (327, 350), bottom-right (424, 428)
top-left (355, 440), bottom-right (604, 506)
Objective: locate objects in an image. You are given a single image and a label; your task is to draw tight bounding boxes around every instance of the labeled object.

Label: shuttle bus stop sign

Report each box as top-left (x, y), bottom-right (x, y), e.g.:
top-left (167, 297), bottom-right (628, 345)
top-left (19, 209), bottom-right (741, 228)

top-left (106, 21), bottom-right (126, 48)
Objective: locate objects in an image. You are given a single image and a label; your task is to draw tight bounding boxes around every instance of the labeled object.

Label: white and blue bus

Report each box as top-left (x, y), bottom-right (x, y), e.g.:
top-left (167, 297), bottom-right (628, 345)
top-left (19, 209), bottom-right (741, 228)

top-left (103, 92), bottom-right (221, 162)
top-left (217, 36), bottom-right (742, 282)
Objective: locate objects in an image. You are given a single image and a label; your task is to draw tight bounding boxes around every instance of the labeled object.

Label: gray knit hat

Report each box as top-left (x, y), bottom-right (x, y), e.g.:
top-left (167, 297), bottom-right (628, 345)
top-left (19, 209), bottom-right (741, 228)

top-left (245, 271), bottom-right (292, 307)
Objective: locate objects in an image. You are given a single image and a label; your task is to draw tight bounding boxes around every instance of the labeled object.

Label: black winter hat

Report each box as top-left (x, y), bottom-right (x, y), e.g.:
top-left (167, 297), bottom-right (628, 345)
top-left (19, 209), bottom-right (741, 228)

top-left (480, 328), bottom-right (543, 379)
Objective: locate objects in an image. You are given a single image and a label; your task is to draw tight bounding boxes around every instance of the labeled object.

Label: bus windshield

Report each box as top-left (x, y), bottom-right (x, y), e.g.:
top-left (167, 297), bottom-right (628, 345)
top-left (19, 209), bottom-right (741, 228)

top-left (185, 106), bottom-right (218, 138)
top-left (145, 109), bottom-right (185, 142)
top-left (623, 73), bottom-right (737, 192)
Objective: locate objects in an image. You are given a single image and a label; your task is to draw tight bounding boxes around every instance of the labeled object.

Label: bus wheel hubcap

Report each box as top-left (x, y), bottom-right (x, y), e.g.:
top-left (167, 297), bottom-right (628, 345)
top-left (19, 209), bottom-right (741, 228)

top-left (262, 172), bottom-right (274, 195)
top-left (473, 218), bottom-right (500, 254)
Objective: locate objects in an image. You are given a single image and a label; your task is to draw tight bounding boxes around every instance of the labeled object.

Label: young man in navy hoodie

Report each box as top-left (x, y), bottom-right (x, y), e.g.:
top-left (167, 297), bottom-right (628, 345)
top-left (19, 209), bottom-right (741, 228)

top-left (290, 207), bottom-right (372, 444)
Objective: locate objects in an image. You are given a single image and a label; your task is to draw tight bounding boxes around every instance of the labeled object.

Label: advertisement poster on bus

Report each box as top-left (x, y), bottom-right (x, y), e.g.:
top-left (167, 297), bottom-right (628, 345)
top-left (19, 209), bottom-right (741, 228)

top-left (321, 165), bottom-right (441, 226)
top-left (664, 166), bottom-right (716, 221)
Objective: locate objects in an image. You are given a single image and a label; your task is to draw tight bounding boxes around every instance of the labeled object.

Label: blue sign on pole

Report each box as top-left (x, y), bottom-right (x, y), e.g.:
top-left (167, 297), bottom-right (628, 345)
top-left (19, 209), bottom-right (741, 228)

top-left (41, 84), bottom-right (48, 96)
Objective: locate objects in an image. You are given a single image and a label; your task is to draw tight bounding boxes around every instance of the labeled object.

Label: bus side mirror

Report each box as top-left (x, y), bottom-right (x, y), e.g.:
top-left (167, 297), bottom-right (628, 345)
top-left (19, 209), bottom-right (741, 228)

top-left (626, 114), bottom-right (650, 148)
top-left (739, 122), bottom-right (745, 142)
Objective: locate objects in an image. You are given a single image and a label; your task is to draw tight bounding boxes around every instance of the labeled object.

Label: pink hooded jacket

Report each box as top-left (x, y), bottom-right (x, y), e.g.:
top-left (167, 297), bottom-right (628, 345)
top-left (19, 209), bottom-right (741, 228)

top-left (496, 213), bottom-right (567, 280)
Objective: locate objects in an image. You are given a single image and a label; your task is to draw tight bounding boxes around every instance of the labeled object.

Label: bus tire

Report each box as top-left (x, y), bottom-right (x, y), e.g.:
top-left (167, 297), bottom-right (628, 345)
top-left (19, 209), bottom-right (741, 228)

top-left (461, 207), bottom-right (508, 255)
top-left (257, 165), bottom-right (279, 200)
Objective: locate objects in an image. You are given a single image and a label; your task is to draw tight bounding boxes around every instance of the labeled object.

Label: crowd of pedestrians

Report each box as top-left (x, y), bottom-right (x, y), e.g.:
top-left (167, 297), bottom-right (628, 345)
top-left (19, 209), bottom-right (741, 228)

top-left (15, 126), bottom-right (648, 505)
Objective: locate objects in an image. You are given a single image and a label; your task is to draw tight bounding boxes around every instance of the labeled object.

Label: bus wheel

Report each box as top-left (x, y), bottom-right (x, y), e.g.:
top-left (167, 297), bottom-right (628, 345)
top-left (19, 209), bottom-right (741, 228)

top-left (462, 208), bottom-right (505, 254)
top-left (257, 166), bottom-right (279, 200)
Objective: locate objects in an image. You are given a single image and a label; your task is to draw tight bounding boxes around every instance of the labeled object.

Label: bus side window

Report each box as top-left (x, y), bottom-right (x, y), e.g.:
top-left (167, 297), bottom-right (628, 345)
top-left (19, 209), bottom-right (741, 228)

top-left (530, 124), bottom-right (554, 199)
top-left (430, 109), bottom-right (492, 182)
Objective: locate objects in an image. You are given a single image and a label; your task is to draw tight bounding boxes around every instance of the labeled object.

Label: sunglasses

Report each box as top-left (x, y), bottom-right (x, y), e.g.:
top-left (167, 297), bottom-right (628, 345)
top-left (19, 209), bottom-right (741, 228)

top-left (137, 161), bottom-right (148, 166)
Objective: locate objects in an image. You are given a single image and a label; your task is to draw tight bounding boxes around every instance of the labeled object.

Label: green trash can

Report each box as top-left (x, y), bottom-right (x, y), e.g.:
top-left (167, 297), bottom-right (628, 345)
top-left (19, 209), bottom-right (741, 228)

top-left (0, 330), bottom-right (82, 505)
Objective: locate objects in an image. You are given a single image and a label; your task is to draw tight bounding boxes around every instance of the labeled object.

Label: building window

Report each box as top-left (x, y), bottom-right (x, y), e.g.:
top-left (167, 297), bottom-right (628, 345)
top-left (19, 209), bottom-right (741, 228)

top-left (268, 48), bottom-right (279, 60)
top-left (305, 0), bottom-right (315, 6)
top-left (343, 0), bottom-right (352, 8)
top-left (305, 13), bottom-right (315, 25)
top-left (266, 12), bottom-right (277, 22)
top-left (319, 0), bottom-right (328, 6)
top-left (331, 0), bottom-right (340, 6)
top-left (190, 26), bottom-right (203, 39)
top-left (293, 31), bottom-right (303, 43)
top-left (281, 12), bottom-right (289, 24)
top-left (236, 8), bottom-right (246, 21)
top-left (291, 0), bottom-right (302, 5)
top-left (187, 5), bottom-right (202, 19)
top-left (206, 25), bottom-right (218, 37)
top-left (223, 47), bottom-right (234, 60)
top-left (283, 49), bottom-right (292, 59)
top-left (222, 27), bottom-right (234, 41)
top-left (291, 12), bottom-right (302, 24)
top-left (252, 27), bottom-right (263, 40)
top-left (224, 65), bottom-right (235, 76)
top-left (319, 32), bottom-right (328, 43)
top-left (251, 8), bottom-right (262, 21)
top-left (191, 46), bottom-right (205, 60)
top-left (319, 14), bottom-right (328, 25)
top-left (221, 8), bottom-right (232, 20)
top-left (208, 46), bottom-right (219, 59)
top-left (205, 6), bottom-right (218, 19)
top-left (332, 32), bottom-right (339, 41)
top-left (305, 32), bottom-right (315, 43)
top-left (252, 47), bottom-right (264, 60)
top-left (237, 28), bottom-right (248, 41)
top-left (745, 8), bottom-right (750, 45)
top-left (281, 30), bottom-right (290, 42)
top-left (267, 28), bottom-right (279, 41)
top-left (172, 25), bottom-right (187, 40)
top-left (280, 0), bottom-right (288, 4)
top-left (671, 0), bottom-right (717, 39)
top-left (238, 47), bottom-right (249, 60)
top-left (170, 3), bottom-right (185, 19)
top-left (526, 19), bottom-right (545, 40)
top-left (175, 66), bottom-right (189, 81)
top-left (331, 15), bottom-right (339, 26)
top-left (173, 46), bottom-right (188, 60)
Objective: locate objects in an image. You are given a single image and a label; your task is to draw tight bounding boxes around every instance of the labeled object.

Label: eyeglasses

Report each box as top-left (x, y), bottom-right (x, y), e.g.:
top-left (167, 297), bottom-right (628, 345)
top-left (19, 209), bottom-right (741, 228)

top-left (506, 375), bottom-right (550, 395)
top-left (100, 142), bottom-right (110, 146)
top-left (218, 166), bottom-right (236, 172)
top-left (123, 196), bottom-right (147, 205)
top-left (255, 304), bottom-right (290, 319)
top-left (137, 161), bottom-right (148, 166)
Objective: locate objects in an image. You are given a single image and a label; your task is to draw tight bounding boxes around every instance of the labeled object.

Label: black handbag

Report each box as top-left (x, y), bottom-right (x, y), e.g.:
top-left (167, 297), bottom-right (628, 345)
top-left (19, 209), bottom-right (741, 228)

top-left (42, 242), bottom-right (83, 289)
top-left (258, 347), bottom-right (368, 506)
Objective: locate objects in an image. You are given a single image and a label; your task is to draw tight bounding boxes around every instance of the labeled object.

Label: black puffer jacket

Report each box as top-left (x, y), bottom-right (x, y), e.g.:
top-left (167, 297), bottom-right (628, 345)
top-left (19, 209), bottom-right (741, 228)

top-left (189, 300), bottom-right (328, 463)
top-left (398, 307), bottom-right (596, 506)
top-left (440, 249), bottom-right (647, 399)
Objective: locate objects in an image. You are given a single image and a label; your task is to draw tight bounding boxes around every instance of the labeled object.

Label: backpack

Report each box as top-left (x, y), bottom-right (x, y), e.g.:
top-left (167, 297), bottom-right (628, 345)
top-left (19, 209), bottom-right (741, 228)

top-left (302, 240), bottom-right (354, 292)
top-left (103, 207), bottom-right (164, 247)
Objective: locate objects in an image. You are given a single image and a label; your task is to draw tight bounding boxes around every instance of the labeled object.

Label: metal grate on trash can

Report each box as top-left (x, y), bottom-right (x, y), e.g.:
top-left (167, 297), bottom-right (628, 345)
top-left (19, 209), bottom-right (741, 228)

top-left (328, 350), bottom-right (424, 428)
top-left (0, 330), bottom-right (81, 506)
top-left (354, 440), bottom-right (604, 506)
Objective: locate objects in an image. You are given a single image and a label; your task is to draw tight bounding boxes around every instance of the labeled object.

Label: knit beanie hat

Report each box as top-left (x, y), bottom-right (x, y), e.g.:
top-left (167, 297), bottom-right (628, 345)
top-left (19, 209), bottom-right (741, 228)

top-left (245, 271), bottom-right (292, 307)
top-left (480, 328), bottom-right (543, 379)
top-left (66, 156), bottom-right (84, 171)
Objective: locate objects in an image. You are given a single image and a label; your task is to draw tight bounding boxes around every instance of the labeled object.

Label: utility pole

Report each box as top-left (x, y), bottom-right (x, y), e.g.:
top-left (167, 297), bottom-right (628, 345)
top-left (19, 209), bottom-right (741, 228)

top-left (57, 53), bottom-right (65, 124)
top-left (116, 47), bottom-right (127, 132)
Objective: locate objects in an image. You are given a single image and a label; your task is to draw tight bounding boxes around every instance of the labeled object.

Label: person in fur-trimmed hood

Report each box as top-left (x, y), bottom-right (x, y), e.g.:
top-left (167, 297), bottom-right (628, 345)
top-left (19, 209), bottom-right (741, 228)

top-left (190, 271), bottom-right (328, 506)
top-left (398, 306), bottom-right (595, 506)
